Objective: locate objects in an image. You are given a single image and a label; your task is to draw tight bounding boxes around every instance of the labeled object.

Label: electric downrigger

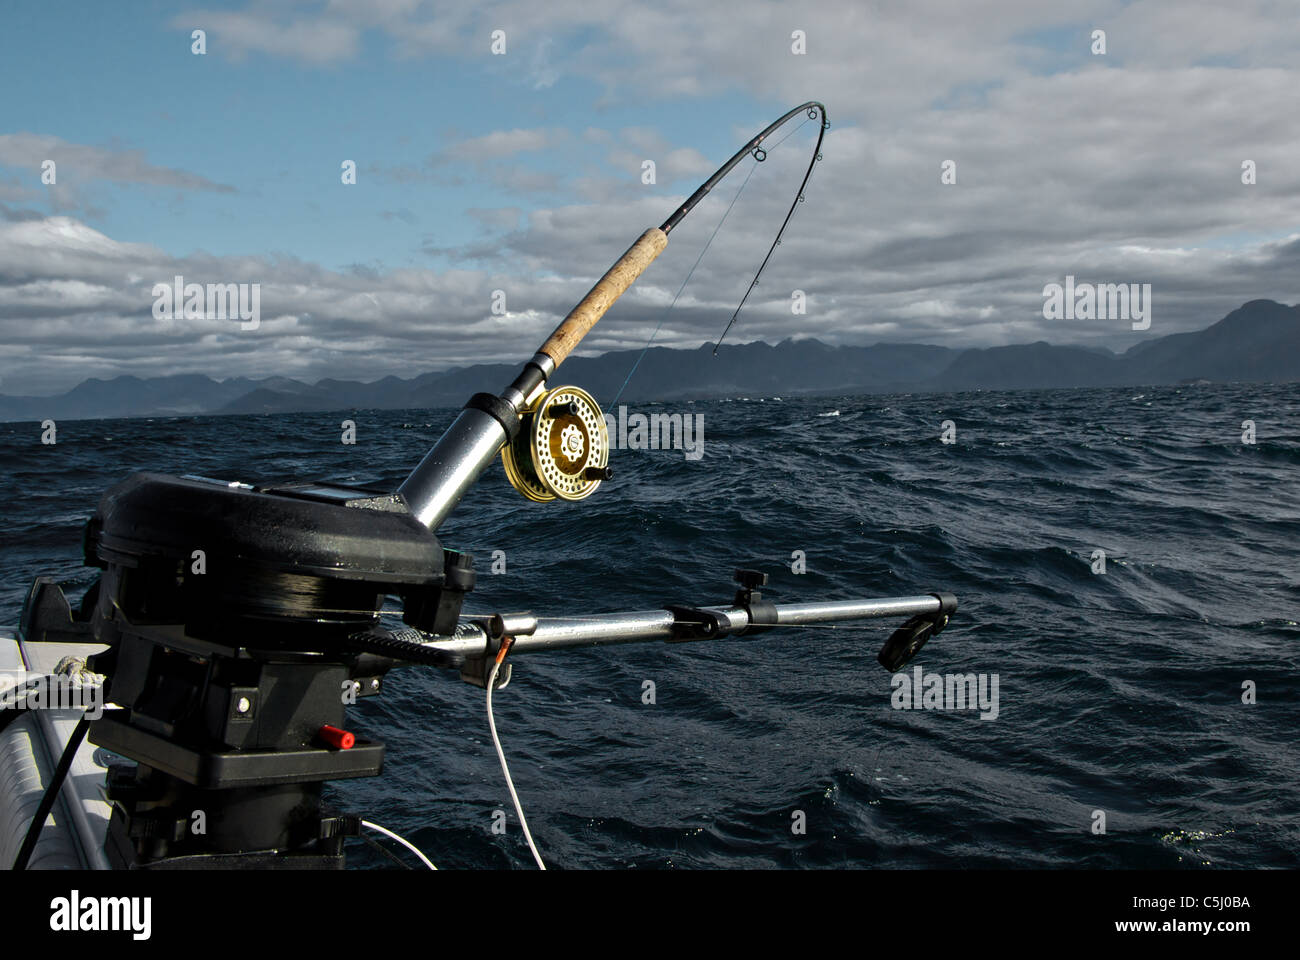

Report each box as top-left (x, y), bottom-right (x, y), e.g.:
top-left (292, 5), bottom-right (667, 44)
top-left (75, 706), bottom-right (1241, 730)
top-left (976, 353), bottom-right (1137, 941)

top-left (17, 101), bottom-right (957, 869)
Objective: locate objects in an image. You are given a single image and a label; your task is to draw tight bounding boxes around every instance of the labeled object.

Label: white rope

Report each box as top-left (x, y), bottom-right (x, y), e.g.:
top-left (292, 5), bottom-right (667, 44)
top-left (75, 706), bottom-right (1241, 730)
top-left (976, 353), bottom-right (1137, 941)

top-left (360, 819), bottom-right (436, 870)
top-left (486, 660), bottom-right (546, 869)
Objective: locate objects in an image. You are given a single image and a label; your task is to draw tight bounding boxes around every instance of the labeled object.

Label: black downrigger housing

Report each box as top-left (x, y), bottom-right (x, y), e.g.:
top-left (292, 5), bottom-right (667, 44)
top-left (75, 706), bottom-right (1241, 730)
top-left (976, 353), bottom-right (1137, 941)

top-left (79, 475), bottom-right (473, 868)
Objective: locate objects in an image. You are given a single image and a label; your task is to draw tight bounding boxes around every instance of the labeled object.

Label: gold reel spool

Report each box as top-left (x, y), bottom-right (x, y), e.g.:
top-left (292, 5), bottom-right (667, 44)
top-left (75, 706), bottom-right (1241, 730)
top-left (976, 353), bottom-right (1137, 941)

top-left (502, 385), bottom-right (610, 502)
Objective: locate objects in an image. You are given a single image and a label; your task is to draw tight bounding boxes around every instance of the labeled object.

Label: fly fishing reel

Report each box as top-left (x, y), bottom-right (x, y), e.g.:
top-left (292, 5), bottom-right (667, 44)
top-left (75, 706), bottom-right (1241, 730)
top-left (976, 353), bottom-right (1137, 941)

top-left (501, 385), bottom-right (611, 502)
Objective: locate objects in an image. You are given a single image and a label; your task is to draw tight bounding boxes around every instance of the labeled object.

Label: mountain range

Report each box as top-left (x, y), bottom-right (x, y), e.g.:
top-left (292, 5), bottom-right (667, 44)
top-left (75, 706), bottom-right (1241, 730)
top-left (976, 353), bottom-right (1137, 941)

top-left (2, 299), bottom-right (1296, 421)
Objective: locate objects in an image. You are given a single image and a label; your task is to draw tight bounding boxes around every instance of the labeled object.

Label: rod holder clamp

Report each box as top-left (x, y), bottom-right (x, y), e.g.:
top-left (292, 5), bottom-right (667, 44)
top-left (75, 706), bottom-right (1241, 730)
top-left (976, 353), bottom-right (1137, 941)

top-left (730, 568), bottom-right (777, 635)
top-left (459, 612), bottom-right (537, 688)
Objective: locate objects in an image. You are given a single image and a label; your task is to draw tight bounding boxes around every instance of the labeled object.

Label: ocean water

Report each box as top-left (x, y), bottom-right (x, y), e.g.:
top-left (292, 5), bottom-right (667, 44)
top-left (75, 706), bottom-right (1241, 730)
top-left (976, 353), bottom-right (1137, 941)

top-left (0, 382), bottom-right (1297, 869)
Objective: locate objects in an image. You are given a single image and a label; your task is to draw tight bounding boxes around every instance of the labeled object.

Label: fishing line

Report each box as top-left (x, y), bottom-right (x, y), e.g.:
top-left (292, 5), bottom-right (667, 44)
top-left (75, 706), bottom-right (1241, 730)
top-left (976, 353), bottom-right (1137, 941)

top-left (609, 102), bottom-right (829, 403)
top-left (486, 639), bottom-right (546, 869)
top-left (609, 114), bottom-right (820, 407)
top-left (495, 614), bottom-right (884, 631)
top-left (868, 744), bottom-right (887, 800)
top-left (765, 113), bottom-right (816, 152)
top-left (1036, 598), bottom-right (1291, 633)
top-left (609, 159), bottom-right (759, 408)
top-left (709, 105), bottom-right (828, 353)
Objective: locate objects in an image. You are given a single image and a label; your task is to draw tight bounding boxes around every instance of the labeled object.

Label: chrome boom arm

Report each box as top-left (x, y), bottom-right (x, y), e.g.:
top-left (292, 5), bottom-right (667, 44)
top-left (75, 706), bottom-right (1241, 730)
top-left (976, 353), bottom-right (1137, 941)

top-left (351, 588), bottom-right (957, 684)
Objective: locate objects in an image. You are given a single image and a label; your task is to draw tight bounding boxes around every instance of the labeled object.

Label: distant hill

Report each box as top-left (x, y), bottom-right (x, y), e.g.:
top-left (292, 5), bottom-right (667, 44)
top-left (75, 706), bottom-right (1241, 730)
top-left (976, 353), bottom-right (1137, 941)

top-left (926, 299), bottom-right (1300, 391)
top-left (1121, 299), bottom-right (1300, 383)
top-left (933, 342), bottom-right (1127, 391)
top-left (2, 299), bottom-right (1297, 421)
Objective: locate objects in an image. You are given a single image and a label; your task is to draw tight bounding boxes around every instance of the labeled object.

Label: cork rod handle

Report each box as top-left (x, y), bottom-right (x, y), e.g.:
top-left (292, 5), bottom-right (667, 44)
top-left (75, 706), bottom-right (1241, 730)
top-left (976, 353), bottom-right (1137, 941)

top-left (539, 227), bottom-right (668, 368)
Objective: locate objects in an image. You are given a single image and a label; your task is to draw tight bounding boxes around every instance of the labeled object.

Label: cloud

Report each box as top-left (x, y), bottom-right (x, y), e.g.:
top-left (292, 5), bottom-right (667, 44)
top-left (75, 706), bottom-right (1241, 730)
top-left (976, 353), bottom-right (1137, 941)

top-left (0, 134), bottom-right (234, 193)
top-left (528, 35), bottom-right (560, 89)
top-left (605, 127), bottom-right (713, 183)
top-left (6, 153), bottom-right (1297, 394)
top-left (437, 127), bottom-right (560, 162)
top-left (166, 0), bottom-right (1300, 116)
top-left (172, 9), bottom-right (360, 63)
top-left (466, 206), bottom-right (521, 231)
top-left (0, 134), bottom-right (233, 222)
top-left (489, 167), bottom-right (563, 194)
top-left (368, 127), bottom-right (564, 187)
top-left (0, 203), bottom-right (44, 222)
top-left (6, 1), bottom-right (1300, 392)
top-left (0, 213), bottom-right (672, 393)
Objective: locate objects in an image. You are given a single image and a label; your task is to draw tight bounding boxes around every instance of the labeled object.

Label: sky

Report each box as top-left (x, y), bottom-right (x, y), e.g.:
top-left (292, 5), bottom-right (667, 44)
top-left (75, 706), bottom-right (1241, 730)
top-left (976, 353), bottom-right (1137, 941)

top-left (0, 0), bottom-right (1298, 395)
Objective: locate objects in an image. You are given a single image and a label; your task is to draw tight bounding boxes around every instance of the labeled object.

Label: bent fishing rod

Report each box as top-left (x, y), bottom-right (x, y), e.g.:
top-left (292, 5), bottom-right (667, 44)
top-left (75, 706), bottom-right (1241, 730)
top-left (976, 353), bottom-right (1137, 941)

top-left (378, 100), bottom-right (956, 678)
top-left (397, 100), bottom-right (831, 531)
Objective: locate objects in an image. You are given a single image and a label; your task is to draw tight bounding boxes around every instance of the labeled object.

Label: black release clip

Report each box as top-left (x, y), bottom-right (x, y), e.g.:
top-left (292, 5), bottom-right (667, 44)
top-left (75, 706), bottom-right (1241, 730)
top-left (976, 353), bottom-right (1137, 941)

top-left (664, 605), bottom-right (733, 642)
top-left (665, 567), bottom-right (778, 641)
top-left (877, 592), bottom-right (958, 672)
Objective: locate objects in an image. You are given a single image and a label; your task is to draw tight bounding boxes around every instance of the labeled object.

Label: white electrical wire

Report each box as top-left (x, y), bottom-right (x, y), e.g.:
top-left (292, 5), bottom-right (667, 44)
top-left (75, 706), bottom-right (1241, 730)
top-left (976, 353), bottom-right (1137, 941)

top-left (486, 659), bottom-right (546, 870)
top-left (360, 819), bottom-right (436, 870)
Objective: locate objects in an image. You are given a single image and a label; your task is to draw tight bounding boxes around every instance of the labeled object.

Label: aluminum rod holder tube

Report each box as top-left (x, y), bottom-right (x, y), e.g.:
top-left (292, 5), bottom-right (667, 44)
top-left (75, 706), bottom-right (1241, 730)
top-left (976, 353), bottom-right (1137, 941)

top-left (398, 406), bottom-right (511, 529)
top-left (398, 228), bottom-right (668, 531)
top-left (771, 596), bottom-right (944, 626)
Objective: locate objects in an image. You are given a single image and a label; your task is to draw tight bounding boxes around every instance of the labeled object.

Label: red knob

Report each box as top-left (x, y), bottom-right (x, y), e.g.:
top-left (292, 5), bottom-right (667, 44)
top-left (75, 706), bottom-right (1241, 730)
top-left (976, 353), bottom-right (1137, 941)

top-left (318, 725), bottom-right (355, 750)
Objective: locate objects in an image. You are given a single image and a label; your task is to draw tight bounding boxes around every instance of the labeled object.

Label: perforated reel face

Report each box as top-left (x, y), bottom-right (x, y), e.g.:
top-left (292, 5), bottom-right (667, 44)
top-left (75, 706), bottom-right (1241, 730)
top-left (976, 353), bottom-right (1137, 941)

top-left (501, 385), bottom-right (609, 502)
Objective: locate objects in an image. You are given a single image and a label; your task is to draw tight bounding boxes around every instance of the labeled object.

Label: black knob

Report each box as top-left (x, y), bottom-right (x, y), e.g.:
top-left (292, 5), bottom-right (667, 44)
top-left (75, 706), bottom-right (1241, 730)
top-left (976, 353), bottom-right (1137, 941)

top-left (733, 568), bottom-right (768, 590)
top-left (443, 549), bottom-right (475, 571)
top-left (584, 466), bottom-right (613, 481)
top-left (442, 549), bottom-right (476, 591)
top-left (548, 401), bottom-right (579, 418)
